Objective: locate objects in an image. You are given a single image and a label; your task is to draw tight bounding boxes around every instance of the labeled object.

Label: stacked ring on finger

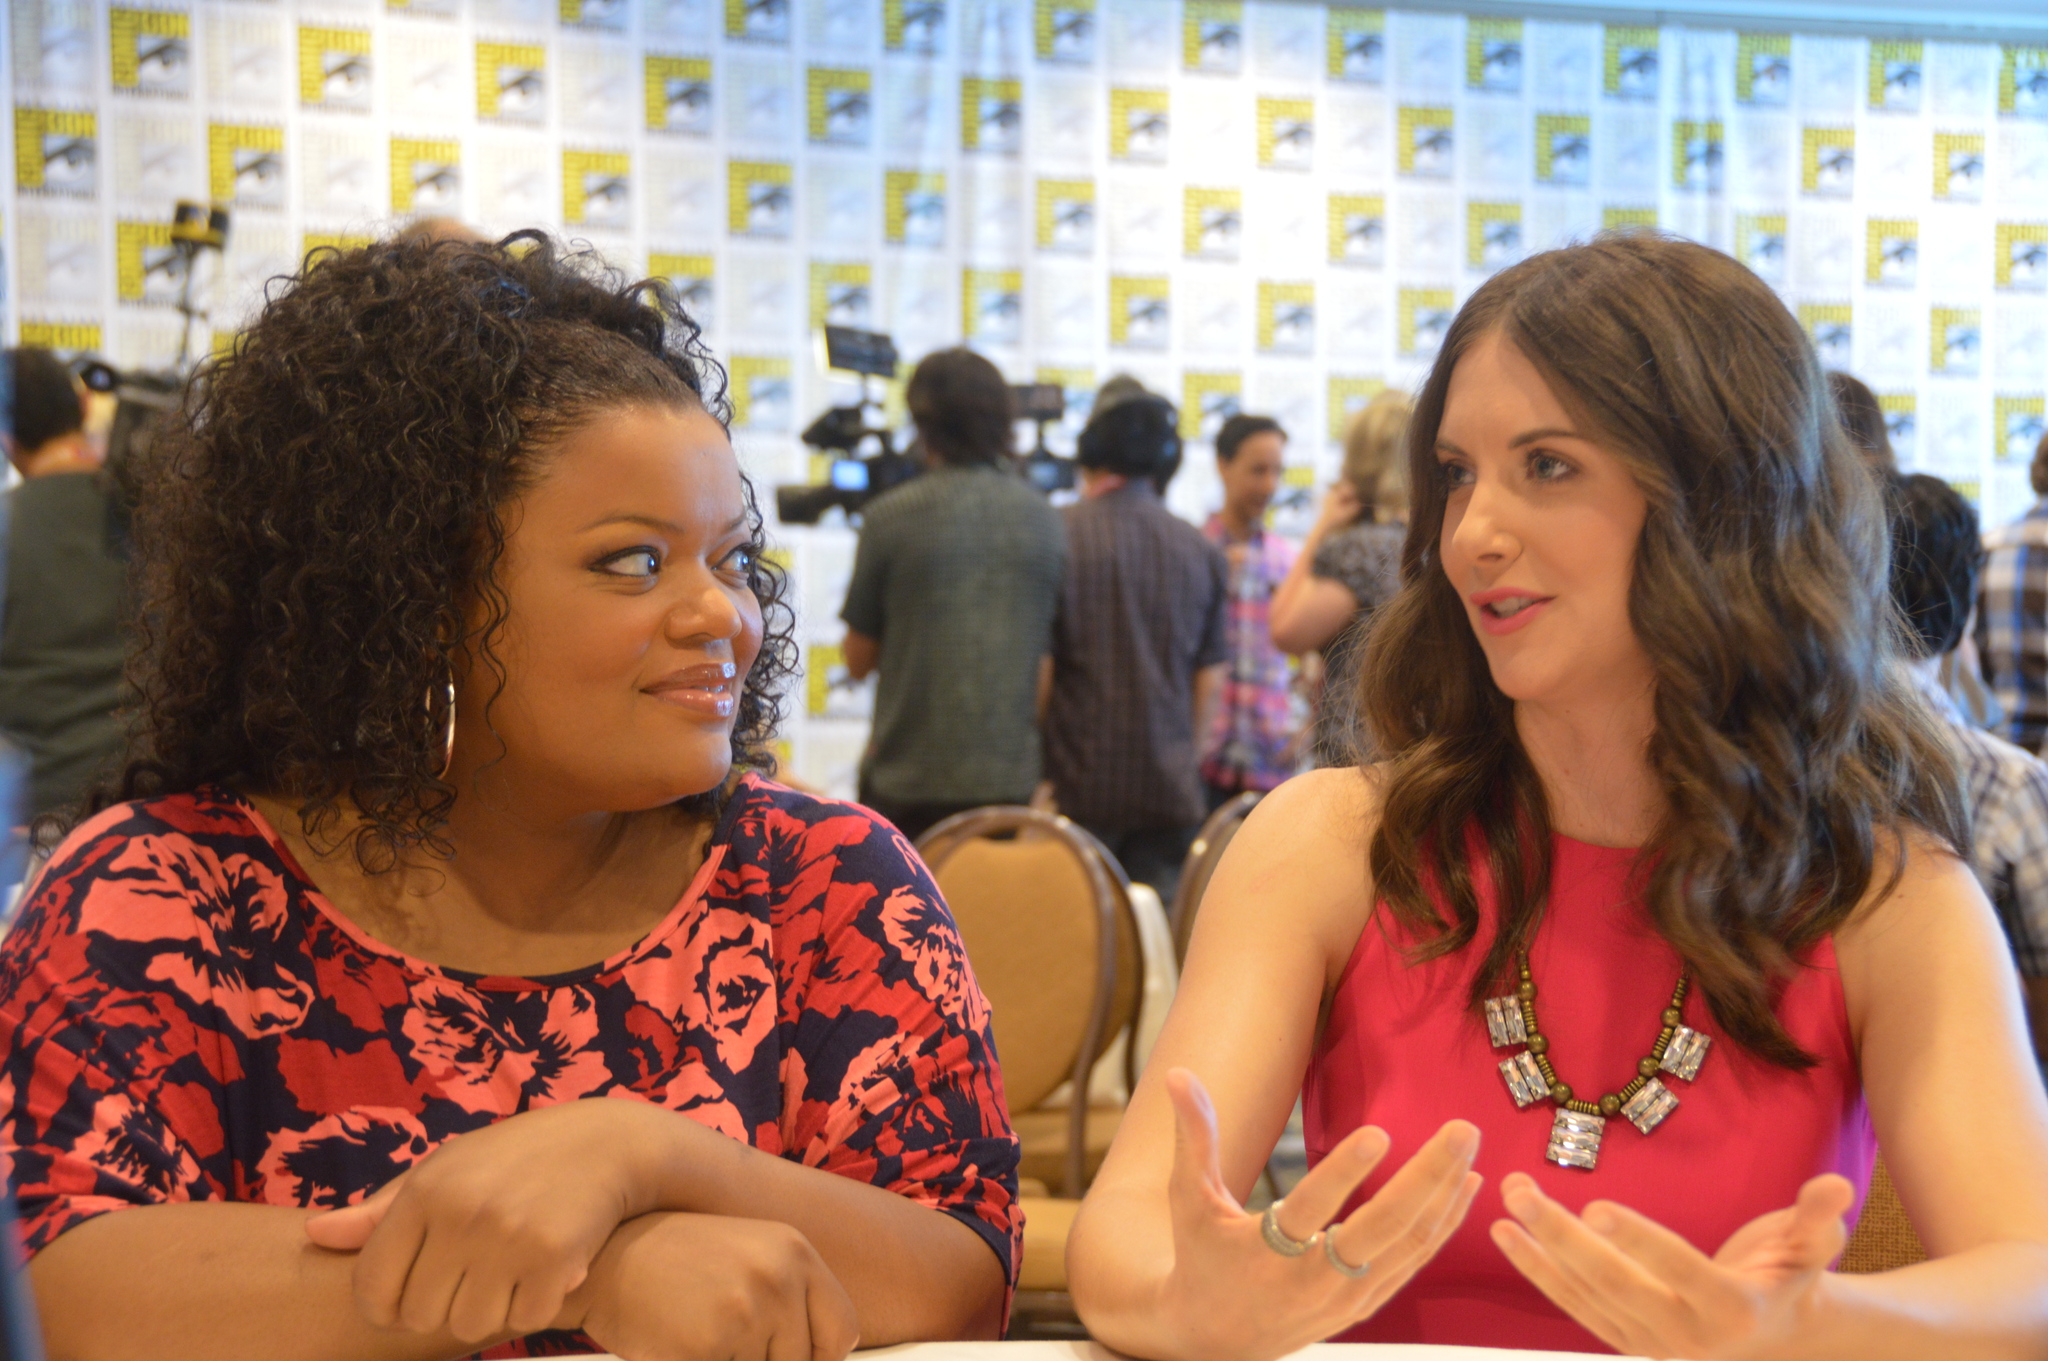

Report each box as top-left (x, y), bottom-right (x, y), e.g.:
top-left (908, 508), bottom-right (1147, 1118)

top-left (1322, 1232), bottom-right (1372, 1279)
top-left (1259, 1200), bottom-right (1317, 1257)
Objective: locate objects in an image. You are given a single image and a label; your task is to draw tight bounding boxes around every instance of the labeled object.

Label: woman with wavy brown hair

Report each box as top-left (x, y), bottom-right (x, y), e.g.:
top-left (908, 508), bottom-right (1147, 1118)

top-left (1068, 233), bottom-right (2048, 1356)
top-left (0, 234), bottom-right (1018, 1361)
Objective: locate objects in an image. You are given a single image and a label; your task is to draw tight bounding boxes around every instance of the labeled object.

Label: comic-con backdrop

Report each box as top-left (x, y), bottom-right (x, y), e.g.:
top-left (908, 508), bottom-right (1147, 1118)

top-left (7, 0), bottom-right (2047, 791)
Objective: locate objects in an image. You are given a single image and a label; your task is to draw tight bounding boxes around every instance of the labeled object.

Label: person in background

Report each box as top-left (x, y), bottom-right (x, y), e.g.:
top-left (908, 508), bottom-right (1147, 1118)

top-left (1979, 429), bottom-right (2048, 755)
top-left (1045, 391), bottom-right (1228, 901)
top-left (1198, 414), bottom-right (1300, 808)
top-left (1829, 370), bottom-right (1896, 471)
top-left (1092, 373), bottom-right (1152, 420)
top-left (1270, 391), bottom-right (1413, 766)
top-left (1888, 471), bottom-right (2048, 1066)
top-left (0, 348), bottom-right (130, 822)
top-left (841, 347), bottom-right (1065, 841)
top-left (1826, 367), bottom-right (2002, 728)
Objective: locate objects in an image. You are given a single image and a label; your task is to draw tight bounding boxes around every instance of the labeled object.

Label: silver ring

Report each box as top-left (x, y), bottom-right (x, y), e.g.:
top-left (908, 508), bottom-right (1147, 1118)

top-left (1323, 1231), bottom-right (1372, 1279)
top-left (1259, 1200), bottom-right (1316, 1258)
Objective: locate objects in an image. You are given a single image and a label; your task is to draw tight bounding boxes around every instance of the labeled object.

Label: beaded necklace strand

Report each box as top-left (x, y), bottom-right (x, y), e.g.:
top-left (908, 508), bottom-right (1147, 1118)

top-left (1485, 952), bottom-right (1713, 1170)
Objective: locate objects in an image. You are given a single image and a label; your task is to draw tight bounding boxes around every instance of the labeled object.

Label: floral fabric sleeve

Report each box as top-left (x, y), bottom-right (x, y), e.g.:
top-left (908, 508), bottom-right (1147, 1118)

top-left (0, 805), bottom-right (240, 1251)
top-left (741, 791), bottom-right (1022, 1287)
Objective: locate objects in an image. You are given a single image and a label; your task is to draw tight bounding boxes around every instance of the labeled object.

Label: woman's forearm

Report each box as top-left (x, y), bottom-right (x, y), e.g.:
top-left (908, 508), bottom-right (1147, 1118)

top-left (1267, 530), bottom-right (1327, 653)
top-left (643, 1117), bottom-right (1006, 1343)
top-left (29, 1204), bottom-right (501, 1361)
top-left (1790, 1245), bottom-right (2048, 1361)
top-left (1064, 1184), bottom-right (1182, 1359)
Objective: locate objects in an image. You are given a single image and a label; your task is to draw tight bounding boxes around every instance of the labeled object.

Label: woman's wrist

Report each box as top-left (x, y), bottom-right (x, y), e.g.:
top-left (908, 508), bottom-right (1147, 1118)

top-left (619, 1101), bottom-right (738, 1216)
top-left (550, 1211), bottom-right (662, 1335)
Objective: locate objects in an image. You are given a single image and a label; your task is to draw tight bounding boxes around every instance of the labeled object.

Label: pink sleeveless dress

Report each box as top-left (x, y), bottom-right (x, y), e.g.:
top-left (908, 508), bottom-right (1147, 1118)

top-left (1302, 834), bottom-right (1875, 1353)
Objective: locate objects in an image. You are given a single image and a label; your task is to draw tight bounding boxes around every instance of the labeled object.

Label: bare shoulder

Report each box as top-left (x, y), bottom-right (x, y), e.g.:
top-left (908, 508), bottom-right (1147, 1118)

top-left (1832, 825), bottom-right (2007, 1040)
top-left (1834, 825), bottom-right (1983, 954)
top-left (1196, 766), bottom-right (1384, 985)
top-left (1238, 765), bottom-right (1383, 853)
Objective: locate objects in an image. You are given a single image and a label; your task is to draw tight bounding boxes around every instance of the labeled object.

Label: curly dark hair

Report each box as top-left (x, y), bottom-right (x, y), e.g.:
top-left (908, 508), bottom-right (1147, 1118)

top-left (90, 231), bottom-right (797, 867)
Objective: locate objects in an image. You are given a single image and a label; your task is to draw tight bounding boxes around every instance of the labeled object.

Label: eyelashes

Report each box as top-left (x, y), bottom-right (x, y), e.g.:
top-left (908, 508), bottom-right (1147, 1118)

top-left (595, 542), bottom-right (759, 580)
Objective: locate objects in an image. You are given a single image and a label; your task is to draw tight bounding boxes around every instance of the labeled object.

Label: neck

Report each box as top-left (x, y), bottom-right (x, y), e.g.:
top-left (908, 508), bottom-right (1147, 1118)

top-left (1904, 653), bottom-right (1943, 691)
top-left (1514, 681), bottom-right (1663, 848)
top-left (258, 764), bottom-right (715, 940)
top-left (15, 435), bottom-right (95, 478)
top-left (1218, 501), bottom-right (1262, 541)
top-left (430, 789), bottom-right (660, 931)
top-left (1082, 469), bottom-right (1131, 499)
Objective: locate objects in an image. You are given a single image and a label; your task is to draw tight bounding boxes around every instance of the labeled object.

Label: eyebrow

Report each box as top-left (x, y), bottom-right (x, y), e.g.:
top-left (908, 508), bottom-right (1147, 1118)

top-left (1509, 426), bottom-right (1588, 447)
top-left (579, 511), bottom-right (751, 535)
top-left (1434, 427), bottom-right (1590, 457)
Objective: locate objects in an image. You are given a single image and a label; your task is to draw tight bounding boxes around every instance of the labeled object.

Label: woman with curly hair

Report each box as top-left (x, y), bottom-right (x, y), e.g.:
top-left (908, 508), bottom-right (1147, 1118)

top-left (1068, 233), bottom-right (2048, 1356)
top-left (0, 234), bottom-right (1018, 1361)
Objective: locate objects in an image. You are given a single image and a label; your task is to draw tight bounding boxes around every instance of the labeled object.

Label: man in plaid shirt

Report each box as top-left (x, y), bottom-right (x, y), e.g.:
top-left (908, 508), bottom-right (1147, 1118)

top-left (1198, 414), bottom-right (1302, 804)
top-left (1893, 472), bottom-right (2048, 1067)
top-left (1979, 431), bottom-right (2048, 755)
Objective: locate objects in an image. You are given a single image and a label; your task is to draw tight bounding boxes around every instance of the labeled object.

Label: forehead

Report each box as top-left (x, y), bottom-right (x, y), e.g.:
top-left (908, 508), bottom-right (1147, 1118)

top-left (1441, 331), bottom-right (1575, 433)
top-left (524, 404), bottom-right (743, 523)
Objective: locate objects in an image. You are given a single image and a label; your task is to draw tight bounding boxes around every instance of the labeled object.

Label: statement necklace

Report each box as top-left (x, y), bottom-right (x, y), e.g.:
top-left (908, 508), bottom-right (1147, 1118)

top-left (1485, 952), bottom-right (1712, 1170)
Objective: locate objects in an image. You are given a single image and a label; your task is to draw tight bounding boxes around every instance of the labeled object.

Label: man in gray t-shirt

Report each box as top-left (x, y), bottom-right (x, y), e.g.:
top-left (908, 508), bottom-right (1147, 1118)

top-left (0, 349), bottom-right (131, 822)
top-left (840, 348), bottom-right (1065, 840)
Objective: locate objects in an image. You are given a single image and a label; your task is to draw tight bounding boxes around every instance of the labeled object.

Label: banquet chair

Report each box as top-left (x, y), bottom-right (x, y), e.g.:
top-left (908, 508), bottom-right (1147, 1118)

top-left (916, 806), bottom-right (1142, 1334)
top-left (1838, 1153), bottom-right (1927, 1273)
top-left (918, 806), bottom-right (1141, 1195)
top-left (1168, 791), bottom-right (1261, 964)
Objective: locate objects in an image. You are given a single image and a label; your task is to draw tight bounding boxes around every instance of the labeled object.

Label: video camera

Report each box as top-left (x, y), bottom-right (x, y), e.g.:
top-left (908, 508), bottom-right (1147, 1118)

top-left (71, 360), bottom-right (182, 551)
top-left (774, 326), bottom-right (923, 526)
top-left (1012, 383), bottom-right (1076, 494)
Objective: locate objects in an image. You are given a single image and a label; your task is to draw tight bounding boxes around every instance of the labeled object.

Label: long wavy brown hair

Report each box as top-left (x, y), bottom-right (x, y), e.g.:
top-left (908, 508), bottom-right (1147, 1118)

top-left (84, 232), bottom-right (797, 868)
top-left (1358, 233), bottom-right (1966, 1068)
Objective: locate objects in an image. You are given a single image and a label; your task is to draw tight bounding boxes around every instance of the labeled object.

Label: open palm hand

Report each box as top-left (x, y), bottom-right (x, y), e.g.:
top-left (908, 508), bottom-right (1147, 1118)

top-left (1491, 1170), bottom-right (1854, 1359)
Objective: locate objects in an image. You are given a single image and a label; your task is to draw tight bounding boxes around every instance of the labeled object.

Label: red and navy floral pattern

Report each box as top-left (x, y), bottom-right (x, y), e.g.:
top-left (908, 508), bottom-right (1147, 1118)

top-left (0, 774), bottom-right (1019, 1350)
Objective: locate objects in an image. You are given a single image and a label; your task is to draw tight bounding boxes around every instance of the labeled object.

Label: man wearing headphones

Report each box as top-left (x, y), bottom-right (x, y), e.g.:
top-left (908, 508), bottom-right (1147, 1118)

top-left (1042, 382), bottom-right (1228, 901)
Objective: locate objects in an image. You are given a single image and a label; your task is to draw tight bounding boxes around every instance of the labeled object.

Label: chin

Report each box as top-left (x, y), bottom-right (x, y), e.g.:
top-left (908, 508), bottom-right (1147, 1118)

top-left (601, 745), bottom-right (735, 812)
top-left (1481, 655), bottom-right (1566, 707)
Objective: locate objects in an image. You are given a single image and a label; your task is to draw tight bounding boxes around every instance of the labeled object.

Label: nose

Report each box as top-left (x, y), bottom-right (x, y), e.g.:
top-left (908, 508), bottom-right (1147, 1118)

top-left (666, 570), bottom-right (747, 649)
top-left (1447, 471), bottom-right (1520, 569)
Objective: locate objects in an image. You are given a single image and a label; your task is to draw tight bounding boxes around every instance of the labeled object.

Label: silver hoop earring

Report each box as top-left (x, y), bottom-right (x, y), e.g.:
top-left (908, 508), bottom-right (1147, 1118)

top-left (428, 679), bottom-right (456, 780)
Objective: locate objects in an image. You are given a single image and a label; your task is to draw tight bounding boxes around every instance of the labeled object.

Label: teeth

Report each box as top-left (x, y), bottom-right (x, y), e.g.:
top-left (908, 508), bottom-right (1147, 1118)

top-left (1486, 597), bottom-right (1536, 617)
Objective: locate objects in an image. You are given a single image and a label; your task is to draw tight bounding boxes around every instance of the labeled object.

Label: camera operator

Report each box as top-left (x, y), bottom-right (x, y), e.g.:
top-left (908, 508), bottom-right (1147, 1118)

top-left (0, 349), bottom-right (132, 823)
top-left (1043, 384), bottom-right (1229, 901)
top-left (840, 347), bottom-right (1065, 840)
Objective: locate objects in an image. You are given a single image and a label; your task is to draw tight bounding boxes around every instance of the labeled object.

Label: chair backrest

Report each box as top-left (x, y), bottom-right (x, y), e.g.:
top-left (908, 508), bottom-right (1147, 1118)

top-left (919, 806), bottom-right (1141, 1194)
top-left (1838, 1153), bottom-right (1927, 1273)
top-left (1169, 791), bottom-right (1262, 964)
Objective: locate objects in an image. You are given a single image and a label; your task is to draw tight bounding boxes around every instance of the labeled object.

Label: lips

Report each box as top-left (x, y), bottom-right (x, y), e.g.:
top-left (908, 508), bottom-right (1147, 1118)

top-left (1468, 588), bottom-right (1554, 638)
top-left (644, 660), bottom-right (738, 719)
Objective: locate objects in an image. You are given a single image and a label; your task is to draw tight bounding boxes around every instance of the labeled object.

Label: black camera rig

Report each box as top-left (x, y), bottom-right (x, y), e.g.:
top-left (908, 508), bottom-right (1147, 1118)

top-left (774, 327), bottom-right (922, 526)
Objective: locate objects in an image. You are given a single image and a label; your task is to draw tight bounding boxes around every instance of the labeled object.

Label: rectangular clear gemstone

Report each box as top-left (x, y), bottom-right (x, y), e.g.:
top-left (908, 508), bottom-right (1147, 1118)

top-left (1499, 1052), bottom-right (1546, 1107)
top-left (1660, 1026), bottom-right (1711, 1082)
top-left (1621, 1078), bottom-right (1680, 1134)
top-left (1484, 996), bottom-right (1528, 1048)
top-left (1546, 1109), bottom-right (1604, 1170)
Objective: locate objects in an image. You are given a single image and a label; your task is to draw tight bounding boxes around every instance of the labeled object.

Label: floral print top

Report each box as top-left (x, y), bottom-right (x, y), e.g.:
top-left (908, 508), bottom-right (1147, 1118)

top-left (0, 774), bottom-right (1020, 1353)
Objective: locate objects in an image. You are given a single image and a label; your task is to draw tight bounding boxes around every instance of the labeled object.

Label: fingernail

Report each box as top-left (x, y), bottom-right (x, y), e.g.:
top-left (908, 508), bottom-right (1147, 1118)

top-left (1585, 1204), bottom-right (1618, 1235)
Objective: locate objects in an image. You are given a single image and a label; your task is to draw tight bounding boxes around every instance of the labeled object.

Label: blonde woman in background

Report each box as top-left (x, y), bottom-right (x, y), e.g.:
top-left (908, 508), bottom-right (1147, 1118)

top-left (1270, 391), bottom-right (1413, 765)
